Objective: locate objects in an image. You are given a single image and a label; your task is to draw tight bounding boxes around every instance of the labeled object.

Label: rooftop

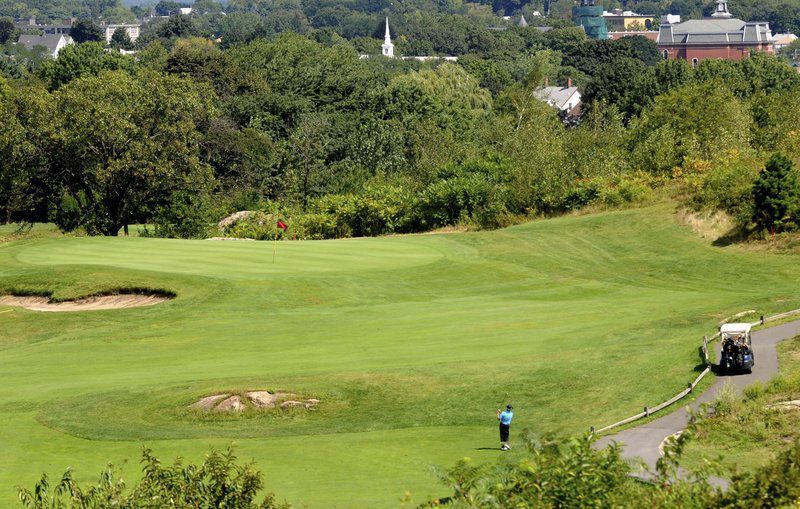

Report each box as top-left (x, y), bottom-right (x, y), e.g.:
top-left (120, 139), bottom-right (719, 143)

top-left (533, 86), bottom-right (579, 110)
top-left (658, 17), bottom-right (772, 44)
top-left (17, 34), bottom-right (69, 53)
top-left (720, 322), bottom-right (752, 334)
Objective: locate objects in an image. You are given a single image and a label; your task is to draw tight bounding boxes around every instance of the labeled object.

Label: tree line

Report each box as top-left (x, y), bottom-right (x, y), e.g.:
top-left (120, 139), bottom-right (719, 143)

top-left (1, 28), bottom-right (800, 239)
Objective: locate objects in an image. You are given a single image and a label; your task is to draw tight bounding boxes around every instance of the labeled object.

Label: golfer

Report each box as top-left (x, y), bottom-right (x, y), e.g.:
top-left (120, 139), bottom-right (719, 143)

top-left (496, 404), bottom-right (513, 450)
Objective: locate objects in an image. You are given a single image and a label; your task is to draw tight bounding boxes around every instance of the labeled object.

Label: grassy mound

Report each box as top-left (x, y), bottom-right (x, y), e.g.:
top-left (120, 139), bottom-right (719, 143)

top-left (2, 204), bottom-right (800, 507)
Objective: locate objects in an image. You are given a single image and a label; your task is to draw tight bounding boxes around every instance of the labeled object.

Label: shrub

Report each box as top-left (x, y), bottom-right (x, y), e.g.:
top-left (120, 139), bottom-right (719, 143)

top-left (297, 211), bottom-right (345, 240)
top-left (430, 433), bottom-right (632, 508)
top-left (680, 151), bottom-right (761, 224)
top-left (152, 192), bottom-right (219, 239)
top-left (309, 184), bottom-right (414, 238)
top-left (415, 158), bottom-right (512, 229)
top-left (224, 211), bottom-right (291, 241)
top-left (18, 447), bottom-right (288, 509)
top-left (561, 180), bottom-right (602, 211)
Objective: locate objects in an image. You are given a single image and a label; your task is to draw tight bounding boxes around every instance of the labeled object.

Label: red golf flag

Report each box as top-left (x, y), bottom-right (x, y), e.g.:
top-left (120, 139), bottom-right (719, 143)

top-left (277, 220), bottom-right (287, 231)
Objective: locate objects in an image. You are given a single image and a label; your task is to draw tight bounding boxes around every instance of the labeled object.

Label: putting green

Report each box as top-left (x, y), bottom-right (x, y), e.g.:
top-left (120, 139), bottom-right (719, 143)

top-left (1, 205), bottom-right (799, 507)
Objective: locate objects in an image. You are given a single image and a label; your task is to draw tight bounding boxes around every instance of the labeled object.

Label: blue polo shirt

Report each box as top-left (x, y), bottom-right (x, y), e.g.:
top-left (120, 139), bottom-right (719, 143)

top-left (499, 410), bottom-right (513, 425)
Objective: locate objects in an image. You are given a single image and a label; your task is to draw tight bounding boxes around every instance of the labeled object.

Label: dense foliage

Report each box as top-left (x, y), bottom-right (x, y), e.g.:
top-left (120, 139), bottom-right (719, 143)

top-left (2, 2), bottom-right (800, 240)
top-left (430, 426), bottom-right (800, 508)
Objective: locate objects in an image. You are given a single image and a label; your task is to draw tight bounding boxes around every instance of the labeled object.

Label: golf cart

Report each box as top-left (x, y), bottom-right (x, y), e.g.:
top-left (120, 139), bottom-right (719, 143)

top-left (719, 323), bottom-right (755, 373)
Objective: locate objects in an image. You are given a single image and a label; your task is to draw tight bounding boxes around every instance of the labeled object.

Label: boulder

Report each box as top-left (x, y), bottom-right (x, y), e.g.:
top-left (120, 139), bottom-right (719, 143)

top-left (247, 391), bottom-right (277, 408)
top-left (189, 394), bottom-right (228, 411)
top-left (247, 391), bottom-right (297, 408)
top-left (218, 211), bottom-right (255, 229)
top-left (216, 395), bottom-right (245, 412)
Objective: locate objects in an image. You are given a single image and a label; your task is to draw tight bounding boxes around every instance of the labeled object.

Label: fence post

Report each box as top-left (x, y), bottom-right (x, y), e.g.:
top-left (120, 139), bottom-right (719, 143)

top-left (590, 426), bottom-right (595, 435)
top-left (644, 406), bottom-right (649, 417)
top-left (688, 382), bottom-right (692, 392)
top-left (761, 315), bottom-right (765, 325)
top-left (703, 335), bottom-right (709, 365)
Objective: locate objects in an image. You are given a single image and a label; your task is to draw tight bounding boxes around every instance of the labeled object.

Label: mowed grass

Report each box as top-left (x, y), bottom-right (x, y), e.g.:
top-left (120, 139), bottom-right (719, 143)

top-left (2, 204), bottom-right (800, 507)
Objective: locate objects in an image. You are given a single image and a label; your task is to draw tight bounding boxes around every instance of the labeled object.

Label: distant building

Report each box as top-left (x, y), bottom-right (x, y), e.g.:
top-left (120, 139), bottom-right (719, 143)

top-left (41, 24), bottom-right (72, 36)
top-left (17, 34), bottom-right (73, 58)
top-left (573, 0), bottom-right (608, 40)
top-left (534, 79), bottom-right (582, 114)
top-left (608, 31), bottom-right (659, 41)
top-left (773, 33), bottom-right (797, 51)
top-left (13, 17), bottom-right (36, 30)
top-left (102, 24), bottom-right (141, 44)
top-left (13, 17), bottom-right (73, 36)
top-left (661, 14), bottom-right (681, 25)
top-left (603, 9), bottom-right (657, 31)
top-left (657, 0), bottom-right (774, 65)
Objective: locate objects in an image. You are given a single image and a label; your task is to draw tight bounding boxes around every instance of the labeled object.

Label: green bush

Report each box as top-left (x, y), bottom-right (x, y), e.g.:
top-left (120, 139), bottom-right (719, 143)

top-left (309, 184), bottom-right (414, 238)
top-left (225, 212), bottom-right (272, 240)
top-left (297, 211), bottom-right (345, 240)
top-left (597, 173), bottom-right (656, 207)
top-left (18, 447), bottom-right (287, 509)
top-left (415, 158), bottom-right (513, 229)
top-left (561, 180), bottom-right (602, 211)
top-left (152, 192), bottom-right (219, 239)
top-left (430, 433), bottom-right (633, 508)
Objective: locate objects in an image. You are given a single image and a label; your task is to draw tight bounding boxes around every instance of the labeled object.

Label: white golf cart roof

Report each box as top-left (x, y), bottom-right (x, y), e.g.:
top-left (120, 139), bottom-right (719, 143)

top-left (720, 323), bottom-right (752, 334)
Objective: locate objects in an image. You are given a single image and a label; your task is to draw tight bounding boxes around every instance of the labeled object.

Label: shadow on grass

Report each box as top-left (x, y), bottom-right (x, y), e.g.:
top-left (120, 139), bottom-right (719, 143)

top-left (711, 225), bottom-right (751, 247)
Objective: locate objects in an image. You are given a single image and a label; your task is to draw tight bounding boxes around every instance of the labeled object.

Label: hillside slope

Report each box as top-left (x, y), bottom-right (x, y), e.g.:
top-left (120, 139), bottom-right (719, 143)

top-left (1, 205), bottom-right (799, 507)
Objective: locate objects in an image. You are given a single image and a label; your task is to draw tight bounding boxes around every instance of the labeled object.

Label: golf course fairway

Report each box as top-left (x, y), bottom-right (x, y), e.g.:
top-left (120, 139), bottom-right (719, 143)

top-left (2, 205), bottom-right (799, 507)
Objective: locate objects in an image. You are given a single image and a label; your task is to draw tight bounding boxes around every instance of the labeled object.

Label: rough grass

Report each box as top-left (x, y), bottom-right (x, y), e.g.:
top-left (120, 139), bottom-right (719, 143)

top-left (3, 204), bottom-right (800, 507)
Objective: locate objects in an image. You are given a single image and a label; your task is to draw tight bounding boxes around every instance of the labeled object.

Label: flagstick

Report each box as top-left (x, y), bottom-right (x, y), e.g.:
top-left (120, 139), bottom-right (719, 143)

top-left (272, 205), bottom-right (278, 264)
top-left (273, 223), bottom-right (277, 264)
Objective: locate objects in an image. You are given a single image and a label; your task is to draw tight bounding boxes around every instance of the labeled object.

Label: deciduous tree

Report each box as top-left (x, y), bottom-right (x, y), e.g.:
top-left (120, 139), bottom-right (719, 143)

top-left (45, 70), bottom-right (215, 235)
top-left (70, 19), bottom-right (103, 43)
top-left (109, 26), bottom-right (133, 50)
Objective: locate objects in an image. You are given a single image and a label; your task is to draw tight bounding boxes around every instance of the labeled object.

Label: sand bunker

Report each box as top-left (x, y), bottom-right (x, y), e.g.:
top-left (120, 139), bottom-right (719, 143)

top-left (0, 293), bottom-right (171, 312)
top-left (190, 391), bottom-right (320, 413)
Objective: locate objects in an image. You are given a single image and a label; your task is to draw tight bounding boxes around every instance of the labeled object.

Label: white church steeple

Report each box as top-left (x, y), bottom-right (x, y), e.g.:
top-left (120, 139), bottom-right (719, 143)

top-left (382, 17), bottom-right (394, 58)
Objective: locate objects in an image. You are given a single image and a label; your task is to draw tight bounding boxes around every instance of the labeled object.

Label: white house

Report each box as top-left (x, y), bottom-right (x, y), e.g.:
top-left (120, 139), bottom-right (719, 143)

top-left (17, 34), bottom-right (73, 58)
top-left (773, 33), bottom-right (798, 51)
top-left (533, 80), bottom-right (582, 113)
top-left (102, 24), bottom-right (141, 44)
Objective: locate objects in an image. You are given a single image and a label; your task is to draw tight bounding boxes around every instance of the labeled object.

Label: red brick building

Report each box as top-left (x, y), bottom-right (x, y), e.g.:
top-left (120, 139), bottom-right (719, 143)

top-left (657, 0), bottom-right (774, 65)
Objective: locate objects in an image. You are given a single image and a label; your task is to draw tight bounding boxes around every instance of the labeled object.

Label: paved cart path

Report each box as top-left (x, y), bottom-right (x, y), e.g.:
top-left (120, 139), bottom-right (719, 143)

top-left (596, 318), bottom-right (800, 474)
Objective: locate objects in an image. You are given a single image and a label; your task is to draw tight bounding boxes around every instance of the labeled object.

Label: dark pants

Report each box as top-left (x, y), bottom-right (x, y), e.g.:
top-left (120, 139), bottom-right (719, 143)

top-left (499, 423), bottom-right (510, 442)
